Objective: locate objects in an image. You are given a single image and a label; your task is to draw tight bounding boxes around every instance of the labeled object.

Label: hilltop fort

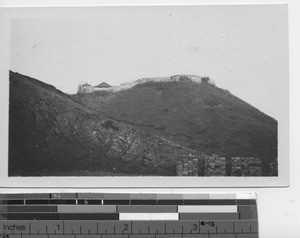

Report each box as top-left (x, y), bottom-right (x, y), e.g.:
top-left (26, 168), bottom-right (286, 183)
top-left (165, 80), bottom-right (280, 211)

top-left (77, 74), bottom-right (215, 94)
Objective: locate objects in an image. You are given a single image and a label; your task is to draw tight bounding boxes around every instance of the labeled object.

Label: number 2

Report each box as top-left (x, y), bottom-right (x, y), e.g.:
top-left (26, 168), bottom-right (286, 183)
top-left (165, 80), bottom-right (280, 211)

top-left (123, 224), bottom-right (129, 231)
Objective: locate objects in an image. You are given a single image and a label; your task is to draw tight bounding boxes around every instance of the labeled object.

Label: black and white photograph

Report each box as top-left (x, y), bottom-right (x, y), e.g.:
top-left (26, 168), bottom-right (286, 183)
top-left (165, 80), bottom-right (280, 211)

top-left (0, 5), bottom-right (289, 181)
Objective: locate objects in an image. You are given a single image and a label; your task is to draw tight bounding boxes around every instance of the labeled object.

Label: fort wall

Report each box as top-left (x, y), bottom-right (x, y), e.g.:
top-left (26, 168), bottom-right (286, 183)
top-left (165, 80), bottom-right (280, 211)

top-left (176, 154), bottom-right (263, 177)
top-left (77, 74), bottom-right (215, 94)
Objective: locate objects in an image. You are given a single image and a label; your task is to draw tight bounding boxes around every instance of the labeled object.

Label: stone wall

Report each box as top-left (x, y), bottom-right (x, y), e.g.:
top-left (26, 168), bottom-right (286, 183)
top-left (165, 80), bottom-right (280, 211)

top-left (176, 154), bottom-right (199, 176)
top-left (204, 154), bottom-right (226, 176)
top-left (176, 154), bottom-right (264, 177)
top-left (231, 157), bottom-right (262, 176)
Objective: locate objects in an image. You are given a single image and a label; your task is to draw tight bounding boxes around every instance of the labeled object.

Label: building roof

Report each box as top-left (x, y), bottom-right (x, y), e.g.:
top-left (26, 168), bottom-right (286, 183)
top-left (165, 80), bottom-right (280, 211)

top-left (95, 82), bottom-right (111, 88)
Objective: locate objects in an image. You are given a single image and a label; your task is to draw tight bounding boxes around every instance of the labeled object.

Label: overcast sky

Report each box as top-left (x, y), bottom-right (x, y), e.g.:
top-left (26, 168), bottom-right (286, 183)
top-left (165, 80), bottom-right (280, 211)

top-left (9, 5), bottom-right (288, 120)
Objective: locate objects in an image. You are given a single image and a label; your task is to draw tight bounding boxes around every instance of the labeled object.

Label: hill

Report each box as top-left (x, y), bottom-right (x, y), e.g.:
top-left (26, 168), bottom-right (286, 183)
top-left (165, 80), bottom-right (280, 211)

top-left (73, 80), bottom-right (277, 174)
top-left (9, 71), bottom-right (202, 176)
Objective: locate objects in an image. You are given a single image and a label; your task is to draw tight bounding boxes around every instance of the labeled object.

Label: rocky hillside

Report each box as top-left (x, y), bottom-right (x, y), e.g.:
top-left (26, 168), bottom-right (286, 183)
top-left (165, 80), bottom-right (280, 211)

top-left (9, 71), bottom-right (202, 176)
top-left (73, 80), bottom-right (277, 174)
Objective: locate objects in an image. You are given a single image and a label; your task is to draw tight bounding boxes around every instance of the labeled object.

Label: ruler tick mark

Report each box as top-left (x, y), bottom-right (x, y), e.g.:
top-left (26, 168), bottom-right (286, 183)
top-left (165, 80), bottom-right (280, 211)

top-left (1, 193), bottom-right (258, 238)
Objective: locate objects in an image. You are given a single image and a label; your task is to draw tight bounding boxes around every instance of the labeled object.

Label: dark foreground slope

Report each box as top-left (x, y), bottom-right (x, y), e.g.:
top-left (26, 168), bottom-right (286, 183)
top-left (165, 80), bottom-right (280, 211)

top-left (9, 72), bottom-right (200, 176)
top-left (74, 81), bottom-right (277, 174)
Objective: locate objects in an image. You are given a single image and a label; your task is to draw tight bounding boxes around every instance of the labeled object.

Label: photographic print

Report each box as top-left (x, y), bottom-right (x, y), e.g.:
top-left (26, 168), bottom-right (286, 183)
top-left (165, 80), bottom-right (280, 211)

top-left (3, 5), bottom-right (288, 180)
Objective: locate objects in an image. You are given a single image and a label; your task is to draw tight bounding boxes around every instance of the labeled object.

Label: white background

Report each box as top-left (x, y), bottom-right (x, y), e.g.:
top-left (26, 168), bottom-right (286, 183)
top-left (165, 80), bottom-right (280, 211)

top-left (0, 0), bottom-right (299, 237)
top-left (0, 1), bottom-right (290, 188)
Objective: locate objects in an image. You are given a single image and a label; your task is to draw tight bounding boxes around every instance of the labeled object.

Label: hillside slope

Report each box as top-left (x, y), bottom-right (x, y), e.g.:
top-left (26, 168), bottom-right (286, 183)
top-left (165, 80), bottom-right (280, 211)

top-left (9, 71), bottom-right (201, 176)
top-left (73, 80), bottom-right (277, 174)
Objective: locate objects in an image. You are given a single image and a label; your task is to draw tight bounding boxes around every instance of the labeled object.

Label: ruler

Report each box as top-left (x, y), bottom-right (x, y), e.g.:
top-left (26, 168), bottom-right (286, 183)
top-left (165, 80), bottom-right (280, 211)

top-left (0, 193), bottom-right (258, 238)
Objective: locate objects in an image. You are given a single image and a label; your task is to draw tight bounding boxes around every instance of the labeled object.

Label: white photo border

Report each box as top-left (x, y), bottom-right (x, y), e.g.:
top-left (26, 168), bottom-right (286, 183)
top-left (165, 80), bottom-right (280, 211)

top-left (0, 1), bottom-right (290, 188)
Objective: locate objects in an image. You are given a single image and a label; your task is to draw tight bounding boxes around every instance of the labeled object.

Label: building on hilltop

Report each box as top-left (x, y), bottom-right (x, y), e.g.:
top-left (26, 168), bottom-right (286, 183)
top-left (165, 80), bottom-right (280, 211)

top-left (77, 83), bottom-right (94, 93)
top-left (94, 82), bottom-right (113, 91)
top-left (78, 82), bottom-right (118, 93)
top-left (95, 82), bottom-right (111, 89)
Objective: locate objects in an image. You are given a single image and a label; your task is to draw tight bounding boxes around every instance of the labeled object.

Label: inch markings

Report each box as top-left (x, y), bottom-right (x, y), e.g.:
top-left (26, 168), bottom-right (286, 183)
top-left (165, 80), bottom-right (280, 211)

top-left (0, 193), bottom-right (258, 237)
top-left (0, 220), bottom-right (258, 235)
